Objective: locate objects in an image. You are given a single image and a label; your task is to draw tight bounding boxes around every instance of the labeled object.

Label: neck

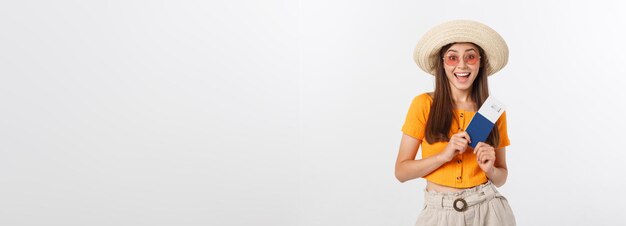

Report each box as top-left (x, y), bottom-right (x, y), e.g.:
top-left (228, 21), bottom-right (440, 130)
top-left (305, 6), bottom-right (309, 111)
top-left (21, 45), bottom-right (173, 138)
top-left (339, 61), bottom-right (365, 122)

top-left (450, 88), bottom-right (472, 103)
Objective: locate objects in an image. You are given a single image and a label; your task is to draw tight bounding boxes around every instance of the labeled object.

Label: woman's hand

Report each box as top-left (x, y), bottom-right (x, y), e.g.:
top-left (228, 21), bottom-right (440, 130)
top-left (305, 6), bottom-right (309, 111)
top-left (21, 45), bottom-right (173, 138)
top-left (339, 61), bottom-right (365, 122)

top-left (474, 142), bottom-right (496, 173)
top-left (437, 131), bottom-right (471, 162)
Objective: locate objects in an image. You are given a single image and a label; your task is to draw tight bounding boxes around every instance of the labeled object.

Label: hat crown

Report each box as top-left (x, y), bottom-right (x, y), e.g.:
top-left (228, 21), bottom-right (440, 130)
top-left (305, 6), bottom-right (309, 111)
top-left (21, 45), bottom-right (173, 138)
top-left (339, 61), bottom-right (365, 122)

top-left (413, 20), bottom-right (509, 77)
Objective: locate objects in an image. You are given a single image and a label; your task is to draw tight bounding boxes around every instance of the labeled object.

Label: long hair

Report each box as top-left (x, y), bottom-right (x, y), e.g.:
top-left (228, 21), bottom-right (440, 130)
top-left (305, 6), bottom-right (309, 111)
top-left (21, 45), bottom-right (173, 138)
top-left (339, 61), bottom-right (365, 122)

top-left (424, 43), bottom-right (500, 147)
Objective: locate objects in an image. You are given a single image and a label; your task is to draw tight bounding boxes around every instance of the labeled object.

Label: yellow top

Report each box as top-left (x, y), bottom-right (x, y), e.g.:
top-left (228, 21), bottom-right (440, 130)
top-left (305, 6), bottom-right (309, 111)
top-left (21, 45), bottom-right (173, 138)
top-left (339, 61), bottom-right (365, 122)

top-left (401, 93), bottom-right (510, 188)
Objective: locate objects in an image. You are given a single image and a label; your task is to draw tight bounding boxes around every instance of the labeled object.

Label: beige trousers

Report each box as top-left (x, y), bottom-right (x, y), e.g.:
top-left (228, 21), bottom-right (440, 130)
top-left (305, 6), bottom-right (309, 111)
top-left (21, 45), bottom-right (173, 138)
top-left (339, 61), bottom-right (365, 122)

top-left (415, 181), bottom-right (515, 226)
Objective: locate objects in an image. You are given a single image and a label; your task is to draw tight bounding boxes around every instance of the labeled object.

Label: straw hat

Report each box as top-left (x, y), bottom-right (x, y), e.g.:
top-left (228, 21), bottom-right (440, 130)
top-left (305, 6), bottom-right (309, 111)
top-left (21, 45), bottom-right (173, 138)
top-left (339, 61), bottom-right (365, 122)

top-left (413, 20), bottom-right (509, 76)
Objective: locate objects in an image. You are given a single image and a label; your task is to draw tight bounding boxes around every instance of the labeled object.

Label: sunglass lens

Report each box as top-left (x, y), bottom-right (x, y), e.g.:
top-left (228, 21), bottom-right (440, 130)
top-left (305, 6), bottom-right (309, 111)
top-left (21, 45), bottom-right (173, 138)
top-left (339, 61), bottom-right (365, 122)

top-left (444, 56), bottom-right (458, 66)
top-left (465, 54), bottom-right (479, 65)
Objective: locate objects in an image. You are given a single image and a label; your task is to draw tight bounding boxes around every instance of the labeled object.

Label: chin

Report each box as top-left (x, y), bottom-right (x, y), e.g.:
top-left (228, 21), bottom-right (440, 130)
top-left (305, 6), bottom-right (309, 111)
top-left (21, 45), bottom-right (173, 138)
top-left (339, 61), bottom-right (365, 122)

top-left (452, 83), bottom-right (473, 91)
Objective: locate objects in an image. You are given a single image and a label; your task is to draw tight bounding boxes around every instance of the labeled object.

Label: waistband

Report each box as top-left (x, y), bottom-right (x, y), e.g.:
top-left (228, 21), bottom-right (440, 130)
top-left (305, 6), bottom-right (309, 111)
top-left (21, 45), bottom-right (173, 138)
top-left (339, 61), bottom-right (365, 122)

top-left (423, 181), bottom-right (500, 212)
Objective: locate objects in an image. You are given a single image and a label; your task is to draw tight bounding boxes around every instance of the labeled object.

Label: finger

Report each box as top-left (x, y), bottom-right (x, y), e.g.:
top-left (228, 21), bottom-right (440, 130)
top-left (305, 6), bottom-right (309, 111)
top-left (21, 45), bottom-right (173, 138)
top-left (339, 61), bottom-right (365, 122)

top-left (476, 145), bottom-right (492, 154)
top-left (477, 146), bottom-right (496, 158)
top-left (451, 143), bottom-right (462, 154)
top-left (487, 153), bottom-right (496, 162)
top-left (458, 146), bottom-right (467, 154)
top-left (483, 154), bottom-right (495, 164)
top-left (474, 144), bottom-right (486, 155)
top-left (453, 141), bottom-right (463, 151)
top-left (474, 142), bottom-right (493, 154)
top-left (450, 135), bottom-right (465, 144)
top-left (458, 143), bottom-right (468, 153)
top-left (456, 137), bottom-right (469, 144)
top-left (457, 140), bottom-right (468, 148)
top-left (484, 147), bottom-right (495, 156)
top-left (482, 153), bottom-right (496, 164)
top-left (457, 131), bottom-right (471, 144)
top-left (474, 142), bottom-right (487, 153)
top-left (476, 151), bottom-right (486, 164)
top-left (478, 142), bottom-right (494, 150)
top-left (451, 132), bottom-right (467, 143)
top-left (473, 144), bottom-right (482, 154)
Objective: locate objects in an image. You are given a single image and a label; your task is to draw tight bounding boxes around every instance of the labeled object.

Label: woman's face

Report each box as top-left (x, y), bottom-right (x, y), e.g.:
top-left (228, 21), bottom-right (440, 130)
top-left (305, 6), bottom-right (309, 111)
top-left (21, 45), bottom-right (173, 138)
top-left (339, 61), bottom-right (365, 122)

top-left (442, 43), bottom-right (481, 92)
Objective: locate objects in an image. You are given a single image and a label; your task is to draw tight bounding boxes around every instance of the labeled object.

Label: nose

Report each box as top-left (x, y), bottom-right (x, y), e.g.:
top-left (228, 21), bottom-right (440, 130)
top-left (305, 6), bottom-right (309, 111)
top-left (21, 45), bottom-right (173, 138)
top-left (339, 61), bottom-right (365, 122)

top-left (456, 58), bottom-right (468, 69)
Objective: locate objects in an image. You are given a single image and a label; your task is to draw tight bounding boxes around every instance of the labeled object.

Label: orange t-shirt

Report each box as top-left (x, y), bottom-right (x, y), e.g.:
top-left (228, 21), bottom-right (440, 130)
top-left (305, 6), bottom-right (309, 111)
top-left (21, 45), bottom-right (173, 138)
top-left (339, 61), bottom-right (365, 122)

top-left (401, 93), bottom-right (510, 188)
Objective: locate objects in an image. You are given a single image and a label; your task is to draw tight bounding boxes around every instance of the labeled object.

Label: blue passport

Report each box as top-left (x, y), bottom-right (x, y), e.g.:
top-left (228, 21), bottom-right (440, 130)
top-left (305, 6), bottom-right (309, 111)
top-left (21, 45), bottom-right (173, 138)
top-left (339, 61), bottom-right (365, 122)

top-left (465, 96), bottom-right (506, 148)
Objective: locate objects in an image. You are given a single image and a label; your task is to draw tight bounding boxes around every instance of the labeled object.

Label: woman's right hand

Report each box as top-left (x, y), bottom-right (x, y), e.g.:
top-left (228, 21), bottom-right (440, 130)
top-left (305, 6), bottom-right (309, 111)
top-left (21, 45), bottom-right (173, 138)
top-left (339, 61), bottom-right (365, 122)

top-left (437, 131), bottom-right (471, 162)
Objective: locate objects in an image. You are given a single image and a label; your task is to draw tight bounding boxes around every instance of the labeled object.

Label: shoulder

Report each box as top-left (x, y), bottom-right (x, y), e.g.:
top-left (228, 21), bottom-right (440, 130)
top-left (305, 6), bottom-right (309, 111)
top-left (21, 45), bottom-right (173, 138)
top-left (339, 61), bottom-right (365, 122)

top-left (495, 111), bottom-right (509, 132)
top-left (413, 92), bottom-right (434, 103)
top-left (496, 111), bottom-right (508, 123)
top-left (407, 92), bottom-right (434, 113)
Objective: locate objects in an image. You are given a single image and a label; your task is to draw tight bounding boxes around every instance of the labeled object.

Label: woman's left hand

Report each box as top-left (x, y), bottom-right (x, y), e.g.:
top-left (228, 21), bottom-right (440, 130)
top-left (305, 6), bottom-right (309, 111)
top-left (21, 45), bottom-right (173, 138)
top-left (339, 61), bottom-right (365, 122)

top-left (474, 142), bottom-right (496, 173)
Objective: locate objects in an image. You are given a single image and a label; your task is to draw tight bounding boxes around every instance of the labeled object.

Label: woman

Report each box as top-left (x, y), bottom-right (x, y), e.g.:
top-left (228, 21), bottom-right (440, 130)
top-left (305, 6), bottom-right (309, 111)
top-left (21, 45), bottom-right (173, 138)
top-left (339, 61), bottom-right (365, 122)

top-left (395, 20), bottom-right (516, 226)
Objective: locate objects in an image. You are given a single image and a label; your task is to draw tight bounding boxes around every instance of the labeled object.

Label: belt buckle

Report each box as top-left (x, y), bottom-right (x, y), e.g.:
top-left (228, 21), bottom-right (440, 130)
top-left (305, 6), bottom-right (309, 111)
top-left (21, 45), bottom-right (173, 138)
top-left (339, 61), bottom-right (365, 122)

top-left (453, 198), bottom-right (468, 212)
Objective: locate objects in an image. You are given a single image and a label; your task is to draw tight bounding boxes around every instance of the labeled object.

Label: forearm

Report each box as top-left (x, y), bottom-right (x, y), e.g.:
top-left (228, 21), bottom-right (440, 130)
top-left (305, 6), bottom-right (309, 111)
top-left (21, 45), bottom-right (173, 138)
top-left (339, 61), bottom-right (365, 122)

top-left (395, 154), bottom-right (447, 183)
top-left (486, 167), bottom-right (508, 187)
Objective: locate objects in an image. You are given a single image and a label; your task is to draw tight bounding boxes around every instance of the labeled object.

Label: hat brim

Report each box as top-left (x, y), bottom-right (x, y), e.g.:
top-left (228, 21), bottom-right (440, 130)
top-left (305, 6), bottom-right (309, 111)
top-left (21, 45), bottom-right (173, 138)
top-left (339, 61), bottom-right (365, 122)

top-left (413, 20), bottom-right (509, 76)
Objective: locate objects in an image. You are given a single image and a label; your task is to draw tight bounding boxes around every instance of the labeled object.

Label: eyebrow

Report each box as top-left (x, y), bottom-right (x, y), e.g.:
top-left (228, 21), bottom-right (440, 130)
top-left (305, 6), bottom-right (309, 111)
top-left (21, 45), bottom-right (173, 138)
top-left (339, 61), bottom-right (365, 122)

top-left (446, 48), bottom-right (477, 53)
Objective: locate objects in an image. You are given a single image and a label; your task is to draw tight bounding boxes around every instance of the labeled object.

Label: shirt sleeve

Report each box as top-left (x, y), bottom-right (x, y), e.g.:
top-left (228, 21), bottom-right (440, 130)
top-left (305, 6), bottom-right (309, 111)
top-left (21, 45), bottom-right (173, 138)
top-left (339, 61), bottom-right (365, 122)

top-left (495, 111), bottom-right (510, 149)
top-left (401, 93), bottom-right (431, 140)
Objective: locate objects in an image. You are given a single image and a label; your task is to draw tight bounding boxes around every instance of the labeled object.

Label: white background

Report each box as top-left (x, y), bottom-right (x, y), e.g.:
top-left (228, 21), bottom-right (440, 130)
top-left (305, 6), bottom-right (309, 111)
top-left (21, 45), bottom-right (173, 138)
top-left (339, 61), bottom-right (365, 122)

top-left (1, 0), bottom-right (625, 225)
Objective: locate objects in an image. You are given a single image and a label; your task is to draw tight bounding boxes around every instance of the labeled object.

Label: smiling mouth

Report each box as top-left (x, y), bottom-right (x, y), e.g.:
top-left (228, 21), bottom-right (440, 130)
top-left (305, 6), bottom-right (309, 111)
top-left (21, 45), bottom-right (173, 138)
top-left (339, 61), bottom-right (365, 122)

top-left (454, 72), bottom-right (470, 83)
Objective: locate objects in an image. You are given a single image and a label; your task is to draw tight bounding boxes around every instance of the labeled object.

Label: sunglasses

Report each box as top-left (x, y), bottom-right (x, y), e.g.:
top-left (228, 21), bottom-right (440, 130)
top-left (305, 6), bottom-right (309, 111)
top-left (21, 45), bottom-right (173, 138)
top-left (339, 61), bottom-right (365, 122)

top-left (442, 53), bottom-right (481, 66)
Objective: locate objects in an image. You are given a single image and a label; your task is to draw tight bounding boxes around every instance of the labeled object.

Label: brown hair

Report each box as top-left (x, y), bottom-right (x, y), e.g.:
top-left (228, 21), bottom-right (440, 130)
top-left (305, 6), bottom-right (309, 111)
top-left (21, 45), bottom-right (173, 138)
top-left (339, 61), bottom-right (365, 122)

top-left (424, 43), bottom-right (500, 147)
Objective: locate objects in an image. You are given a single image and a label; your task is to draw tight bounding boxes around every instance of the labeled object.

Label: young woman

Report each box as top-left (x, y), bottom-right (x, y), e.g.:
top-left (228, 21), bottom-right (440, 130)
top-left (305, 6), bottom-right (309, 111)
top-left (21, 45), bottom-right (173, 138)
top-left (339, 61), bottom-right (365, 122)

top-left (395, 20), bottom-right (516, 226)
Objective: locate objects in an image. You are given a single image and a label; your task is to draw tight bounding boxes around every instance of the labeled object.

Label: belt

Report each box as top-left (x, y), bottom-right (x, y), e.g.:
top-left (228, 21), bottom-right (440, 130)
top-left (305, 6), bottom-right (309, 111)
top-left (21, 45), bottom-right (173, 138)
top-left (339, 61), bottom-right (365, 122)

top-left (423, 182), bottom-right (500, 212)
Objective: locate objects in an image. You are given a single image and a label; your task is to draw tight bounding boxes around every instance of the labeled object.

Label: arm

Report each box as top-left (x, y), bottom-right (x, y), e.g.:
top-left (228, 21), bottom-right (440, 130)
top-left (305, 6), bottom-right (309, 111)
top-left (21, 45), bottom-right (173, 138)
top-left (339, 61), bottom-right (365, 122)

top-left (395, 131), bottom-right (473, 183)
top-left (486, 147), bottom-right (508, 187)
top-left (394, 134), bottom-right (446, 183)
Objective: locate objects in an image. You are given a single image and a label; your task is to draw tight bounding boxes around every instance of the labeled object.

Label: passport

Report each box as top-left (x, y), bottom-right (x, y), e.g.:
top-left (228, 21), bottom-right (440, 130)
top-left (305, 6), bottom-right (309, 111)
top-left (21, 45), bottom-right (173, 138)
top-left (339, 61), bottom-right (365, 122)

top-left (465, 96), bottom-right (506, 148)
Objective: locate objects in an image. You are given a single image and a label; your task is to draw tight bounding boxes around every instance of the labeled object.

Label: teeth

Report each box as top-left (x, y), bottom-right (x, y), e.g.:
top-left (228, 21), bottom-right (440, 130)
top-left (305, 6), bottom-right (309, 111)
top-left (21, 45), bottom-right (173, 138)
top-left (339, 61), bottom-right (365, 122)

top-left (454, 72), bottom-right (470, 77)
